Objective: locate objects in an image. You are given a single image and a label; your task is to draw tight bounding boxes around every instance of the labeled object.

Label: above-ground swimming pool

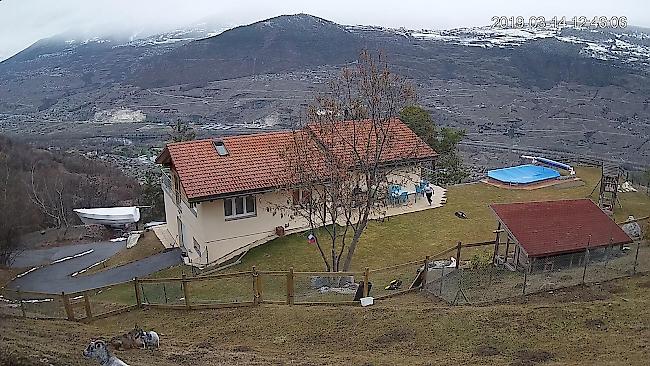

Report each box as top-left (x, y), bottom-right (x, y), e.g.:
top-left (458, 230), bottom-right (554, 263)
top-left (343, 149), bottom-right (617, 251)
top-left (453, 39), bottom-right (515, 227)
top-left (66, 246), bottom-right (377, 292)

top-left (487, 164), bottom-right (561, 185)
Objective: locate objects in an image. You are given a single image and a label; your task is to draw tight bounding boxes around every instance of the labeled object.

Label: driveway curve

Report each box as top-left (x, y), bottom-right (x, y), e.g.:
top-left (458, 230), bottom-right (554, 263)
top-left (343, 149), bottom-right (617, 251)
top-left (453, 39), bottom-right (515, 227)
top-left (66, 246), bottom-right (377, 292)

top-left (8, 241), bottom-right (182, 294)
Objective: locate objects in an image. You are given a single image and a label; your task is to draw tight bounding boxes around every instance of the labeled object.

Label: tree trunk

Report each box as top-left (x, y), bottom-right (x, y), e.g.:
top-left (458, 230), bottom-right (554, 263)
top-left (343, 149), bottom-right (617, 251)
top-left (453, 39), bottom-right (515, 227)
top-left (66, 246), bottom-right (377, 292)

top-left (341, 218), bottom-right (368, 271)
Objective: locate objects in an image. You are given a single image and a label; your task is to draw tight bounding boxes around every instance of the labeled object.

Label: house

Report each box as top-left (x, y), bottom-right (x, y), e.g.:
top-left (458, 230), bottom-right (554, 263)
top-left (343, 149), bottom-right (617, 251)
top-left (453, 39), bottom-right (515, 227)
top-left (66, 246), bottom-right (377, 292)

top-left (490, 199), bottom-right (633, 272)
top-left (155, 118), bottom-right (438, 266)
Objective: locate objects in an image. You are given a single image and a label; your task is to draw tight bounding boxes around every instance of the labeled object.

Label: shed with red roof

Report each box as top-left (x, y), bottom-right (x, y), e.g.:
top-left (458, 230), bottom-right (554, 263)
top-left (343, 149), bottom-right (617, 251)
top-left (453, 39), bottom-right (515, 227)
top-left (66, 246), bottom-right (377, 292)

top-left (489, 199), bottom-right (632, 271)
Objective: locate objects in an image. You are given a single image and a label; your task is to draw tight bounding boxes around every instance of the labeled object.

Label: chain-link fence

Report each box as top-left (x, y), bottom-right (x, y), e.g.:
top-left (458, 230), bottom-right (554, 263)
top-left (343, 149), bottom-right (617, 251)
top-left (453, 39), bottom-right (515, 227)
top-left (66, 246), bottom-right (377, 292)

top-left (187, 272), bottom-right (254, 306)
top-left (4, 219), bottom-right (646, 320)
top-left (369, 260), bottom-right (425, 300)
top-left (257, 271), bottom-right (288, 304)
top-left (425, 239), bottom-right (650, 305)
top-left (0, 289), bottom-right (67, 319)
top-left (292, 271), bottom-right (361, 304)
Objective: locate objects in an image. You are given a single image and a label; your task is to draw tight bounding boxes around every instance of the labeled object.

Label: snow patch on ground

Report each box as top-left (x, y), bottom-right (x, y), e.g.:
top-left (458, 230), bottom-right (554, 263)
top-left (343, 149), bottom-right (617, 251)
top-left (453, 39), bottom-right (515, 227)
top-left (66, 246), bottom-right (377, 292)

top-left (50, 249), bottom-right (94, 265)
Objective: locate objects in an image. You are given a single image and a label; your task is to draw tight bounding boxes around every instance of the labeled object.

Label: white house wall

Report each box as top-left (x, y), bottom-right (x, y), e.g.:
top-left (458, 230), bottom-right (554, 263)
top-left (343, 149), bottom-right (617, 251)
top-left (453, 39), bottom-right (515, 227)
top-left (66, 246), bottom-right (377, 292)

top-left (163, 163), bottom-right (425, 267)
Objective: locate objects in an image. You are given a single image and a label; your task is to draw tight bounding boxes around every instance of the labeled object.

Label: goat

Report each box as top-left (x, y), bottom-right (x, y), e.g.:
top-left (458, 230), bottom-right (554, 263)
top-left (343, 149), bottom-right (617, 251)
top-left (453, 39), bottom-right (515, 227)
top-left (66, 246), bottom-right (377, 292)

top-left (109, 326), bottom-right (144, 351)
top-left (83, 340), bottom-right (129, 366)
top-left (139, 330), bottom-right (160, 349)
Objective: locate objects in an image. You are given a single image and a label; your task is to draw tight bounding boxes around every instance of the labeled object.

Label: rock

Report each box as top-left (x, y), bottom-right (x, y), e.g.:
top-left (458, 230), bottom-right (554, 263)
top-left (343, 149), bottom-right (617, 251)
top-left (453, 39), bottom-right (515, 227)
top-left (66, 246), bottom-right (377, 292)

top-left (310, 276), bottom-right (330, 289)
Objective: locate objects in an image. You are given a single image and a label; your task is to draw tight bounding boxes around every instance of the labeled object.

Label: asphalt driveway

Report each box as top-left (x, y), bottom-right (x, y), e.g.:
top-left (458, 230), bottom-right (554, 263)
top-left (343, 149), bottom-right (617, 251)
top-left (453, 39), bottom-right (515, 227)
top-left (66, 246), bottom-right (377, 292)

top-left (8, 241), bottom-right (182, 294)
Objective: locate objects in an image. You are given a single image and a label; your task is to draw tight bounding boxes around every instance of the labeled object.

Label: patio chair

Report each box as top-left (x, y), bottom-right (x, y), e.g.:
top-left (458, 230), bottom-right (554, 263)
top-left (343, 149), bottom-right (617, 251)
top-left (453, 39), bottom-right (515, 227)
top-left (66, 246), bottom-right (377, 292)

top-left (419, 181), bottom-right (429, 192)
top-left (414, 184), bottom-right (423, 201)
top-left (386, 191), bottom-right (397, 206)
top-left (399, 191), bottom-right (408, 204)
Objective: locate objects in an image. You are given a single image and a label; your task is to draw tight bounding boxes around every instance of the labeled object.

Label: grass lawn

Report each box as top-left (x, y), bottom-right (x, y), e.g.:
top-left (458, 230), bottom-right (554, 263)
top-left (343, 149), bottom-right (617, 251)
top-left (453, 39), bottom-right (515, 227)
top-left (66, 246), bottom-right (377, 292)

top-left (218, 166), bottom-right (649, 272)
top-left (89, 166), bottom-right (649, 308)
top-left (83, 231), bottom-right (166, 276)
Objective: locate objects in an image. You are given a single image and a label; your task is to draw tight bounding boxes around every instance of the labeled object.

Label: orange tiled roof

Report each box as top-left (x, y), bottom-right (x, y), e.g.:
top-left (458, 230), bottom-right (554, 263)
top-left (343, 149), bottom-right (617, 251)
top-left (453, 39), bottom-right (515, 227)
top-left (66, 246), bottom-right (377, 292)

top-left (156, 119), bottom-right (437, 200)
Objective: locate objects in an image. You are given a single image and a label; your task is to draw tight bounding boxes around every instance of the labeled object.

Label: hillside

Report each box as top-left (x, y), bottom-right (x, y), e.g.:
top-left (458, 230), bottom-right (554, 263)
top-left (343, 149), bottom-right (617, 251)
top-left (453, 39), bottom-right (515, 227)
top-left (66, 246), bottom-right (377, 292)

top-left (2, 274), bottom-right (650, 365)
top-left (0, 135), bottom-right (139, 262)
top-left (133, 14), bottom-right (362, 87)
top-left (0, 14), bottom-right (649, 171)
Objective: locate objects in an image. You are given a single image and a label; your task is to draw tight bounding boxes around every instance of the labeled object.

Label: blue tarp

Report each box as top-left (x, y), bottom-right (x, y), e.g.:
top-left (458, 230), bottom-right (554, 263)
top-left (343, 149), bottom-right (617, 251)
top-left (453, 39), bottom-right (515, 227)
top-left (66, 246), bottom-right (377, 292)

top-left (488, 164), bottom-right (560, 184)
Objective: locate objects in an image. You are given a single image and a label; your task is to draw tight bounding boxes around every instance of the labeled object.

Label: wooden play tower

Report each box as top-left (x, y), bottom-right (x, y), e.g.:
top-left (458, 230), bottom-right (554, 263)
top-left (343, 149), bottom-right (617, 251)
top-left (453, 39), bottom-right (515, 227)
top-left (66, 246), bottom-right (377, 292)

top-left (596, 163), bottom-right (621, 213)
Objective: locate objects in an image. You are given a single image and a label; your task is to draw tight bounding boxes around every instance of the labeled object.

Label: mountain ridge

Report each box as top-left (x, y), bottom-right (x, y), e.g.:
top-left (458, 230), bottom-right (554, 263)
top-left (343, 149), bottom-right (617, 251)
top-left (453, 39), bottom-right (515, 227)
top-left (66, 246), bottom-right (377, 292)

top-left (0, 14), bottom-right (648, 169)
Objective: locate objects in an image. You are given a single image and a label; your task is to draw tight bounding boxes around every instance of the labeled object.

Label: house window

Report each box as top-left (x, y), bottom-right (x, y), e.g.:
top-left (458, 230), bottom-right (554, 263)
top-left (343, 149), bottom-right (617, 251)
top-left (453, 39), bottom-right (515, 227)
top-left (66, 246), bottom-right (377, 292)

top-left (224, 195), bottom-right (256, 219)
top-left (292, 189), bottom-right (311, 206)
top-left (188, 202), bottom-right (198, 216)
top-left (173, 174), bottom-right (182, 205)
top-left (213, 140), bottom-right (229, 156)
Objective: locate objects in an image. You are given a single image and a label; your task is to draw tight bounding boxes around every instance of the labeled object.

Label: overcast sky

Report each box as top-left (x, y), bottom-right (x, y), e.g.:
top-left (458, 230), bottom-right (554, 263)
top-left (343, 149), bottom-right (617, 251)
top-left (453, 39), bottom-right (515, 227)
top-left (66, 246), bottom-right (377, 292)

top-left (0, 0), bottom-right (648, 61)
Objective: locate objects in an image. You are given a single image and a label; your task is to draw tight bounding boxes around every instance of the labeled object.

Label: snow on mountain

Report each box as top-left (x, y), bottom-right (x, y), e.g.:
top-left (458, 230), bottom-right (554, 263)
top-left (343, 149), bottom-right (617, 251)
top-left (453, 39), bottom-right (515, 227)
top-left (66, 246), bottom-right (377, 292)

top-left (116, 25), bottom-right (228, 48)
top-left (347, 24), bottom-right (650, 68)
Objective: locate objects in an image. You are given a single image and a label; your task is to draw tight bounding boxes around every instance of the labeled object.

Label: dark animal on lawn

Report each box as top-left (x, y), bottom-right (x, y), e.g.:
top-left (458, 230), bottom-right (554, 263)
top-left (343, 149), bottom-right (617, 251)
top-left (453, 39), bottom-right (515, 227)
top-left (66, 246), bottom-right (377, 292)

top-left (109, 326), bottom-right (144, 350)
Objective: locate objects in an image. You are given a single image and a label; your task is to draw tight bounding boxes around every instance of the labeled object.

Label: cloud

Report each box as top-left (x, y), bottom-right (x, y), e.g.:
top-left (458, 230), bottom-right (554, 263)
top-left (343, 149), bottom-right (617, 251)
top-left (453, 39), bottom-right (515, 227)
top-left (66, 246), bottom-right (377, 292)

top-left (0, 0), bottom-right (648, 61)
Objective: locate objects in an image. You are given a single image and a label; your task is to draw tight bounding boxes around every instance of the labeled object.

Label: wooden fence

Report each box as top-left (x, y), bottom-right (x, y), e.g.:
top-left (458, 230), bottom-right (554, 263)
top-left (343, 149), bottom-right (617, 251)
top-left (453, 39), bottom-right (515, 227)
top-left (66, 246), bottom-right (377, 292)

top-left (1, 241), bottom-right (489, 321)
top-left (2, 219), bottom-right (646, 322)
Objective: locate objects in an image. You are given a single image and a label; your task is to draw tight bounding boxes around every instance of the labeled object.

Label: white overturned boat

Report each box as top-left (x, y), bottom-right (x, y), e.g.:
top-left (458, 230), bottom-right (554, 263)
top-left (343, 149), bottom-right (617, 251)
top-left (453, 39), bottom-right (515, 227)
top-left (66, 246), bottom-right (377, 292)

top-left (74, 206), bottom-right (140, 227)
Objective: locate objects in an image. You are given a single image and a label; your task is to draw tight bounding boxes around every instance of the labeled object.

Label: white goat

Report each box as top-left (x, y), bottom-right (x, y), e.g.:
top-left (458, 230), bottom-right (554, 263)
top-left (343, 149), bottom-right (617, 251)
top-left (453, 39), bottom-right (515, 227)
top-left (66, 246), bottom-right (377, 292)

top-left (83, 340), bottom-right (129, 366)
top-left (140, 330), bottom-right (160, 349)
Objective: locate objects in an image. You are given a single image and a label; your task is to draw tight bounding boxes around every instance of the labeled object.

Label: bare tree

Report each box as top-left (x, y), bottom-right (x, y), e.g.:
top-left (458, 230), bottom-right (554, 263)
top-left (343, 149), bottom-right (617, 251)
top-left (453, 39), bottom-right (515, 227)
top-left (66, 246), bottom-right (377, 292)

top-left (277, 51), bottom-right (431, 272)
top-left (29, 163), bottom-right (69, 229)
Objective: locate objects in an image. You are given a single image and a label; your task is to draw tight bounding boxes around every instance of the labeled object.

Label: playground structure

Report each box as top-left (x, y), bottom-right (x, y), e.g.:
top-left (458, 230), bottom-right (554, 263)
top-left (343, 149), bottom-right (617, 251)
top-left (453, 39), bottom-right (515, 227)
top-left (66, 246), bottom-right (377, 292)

top-left (590, 163), bottom-right (622, 213)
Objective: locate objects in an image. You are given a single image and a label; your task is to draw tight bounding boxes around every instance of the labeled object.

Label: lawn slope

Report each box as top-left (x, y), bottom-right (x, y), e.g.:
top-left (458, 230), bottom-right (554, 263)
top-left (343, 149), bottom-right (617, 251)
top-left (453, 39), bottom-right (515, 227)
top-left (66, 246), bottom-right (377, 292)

top-left (2, 273), bottom-right (650, 365)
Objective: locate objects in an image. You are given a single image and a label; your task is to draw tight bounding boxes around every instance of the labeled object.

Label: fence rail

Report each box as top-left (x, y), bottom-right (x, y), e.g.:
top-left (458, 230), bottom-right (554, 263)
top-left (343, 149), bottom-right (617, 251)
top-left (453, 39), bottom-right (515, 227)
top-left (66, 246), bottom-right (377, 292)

top-left (2, 217), bottom-right (647, 321)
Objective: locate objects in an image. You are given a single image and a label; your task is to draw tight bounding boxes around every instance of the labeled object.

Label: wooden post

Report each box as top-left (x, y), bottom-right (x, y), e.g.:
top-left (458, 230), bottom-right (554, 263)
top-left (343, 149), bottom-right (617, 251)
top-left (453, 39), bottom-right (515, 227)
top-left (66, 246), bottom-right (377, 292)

top-left (514, 246), bottom-right (520, 269)
top-left (286, 267), bottom-right (294, 305)
top-left (492, 222), bottom-right (501, 264)
top-left (83, 291), bottom-right (93, 320)
top-left (182, 274), bottom-right (191, 309)
top-left (504, 236), bottom-right (511, 264)
top-left (134, 278), bottom-right (142, 307)
top-left (455, 242), bottom-right (462, 269)
top-left (363, 267), bottom-right (370, 297)
top-left (256, 270), bottom-right (263, 304)
top-left (16, 288), bottom-right (26, 318)
top-left (62, 292), bottom-right (74, 321)
top-left (421, 256), bottom-right (430, 287)
top-left (252, 266), bottom-right (259, 305)
top-left (633, 242), bottom-right (640, 274)
top-left (439, 266), bottom-right (445, 295)
top-left (522, 270), bottom-right (527, 295)
top-left (582, 240), bottom-right (591, 284)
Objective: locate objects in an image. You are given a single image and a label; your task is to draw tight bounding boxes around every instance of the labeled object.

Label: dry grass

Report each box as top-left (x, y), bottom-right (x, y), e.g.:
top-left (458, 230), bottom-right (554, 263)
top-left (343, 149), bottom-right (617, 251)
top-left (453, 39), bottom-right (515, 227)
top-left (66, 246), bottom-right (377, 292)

top-left (2, 273), bottom-right (650, 365)
top-left (83, 231), bottom-right (166, 276)
top-left (0, 267), bottom-right (20, 288)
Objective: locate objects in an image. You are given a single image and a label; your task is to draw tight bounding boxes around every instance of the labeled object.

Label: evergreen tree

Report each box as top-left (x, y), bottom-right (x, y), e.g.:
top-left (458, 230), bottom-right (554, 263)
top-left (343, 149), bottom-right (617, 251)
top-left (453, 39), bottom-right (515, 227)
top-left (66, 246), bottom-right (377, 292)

top-left (400, 105), bottom-right (468, 185)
